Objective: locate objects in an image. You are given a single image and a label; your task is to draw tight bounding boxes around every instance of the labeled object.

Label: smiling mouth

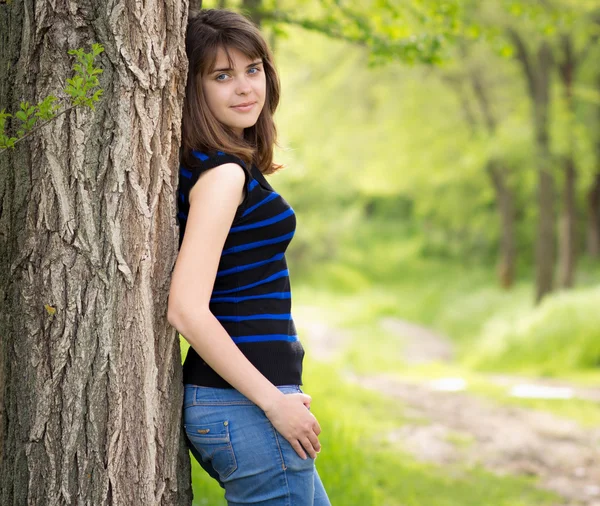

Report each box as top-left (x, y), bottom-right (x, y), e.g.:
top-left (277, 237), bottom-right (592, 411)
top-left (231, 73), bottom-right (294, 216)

top-left (231, 102), bottom-right (257, 112)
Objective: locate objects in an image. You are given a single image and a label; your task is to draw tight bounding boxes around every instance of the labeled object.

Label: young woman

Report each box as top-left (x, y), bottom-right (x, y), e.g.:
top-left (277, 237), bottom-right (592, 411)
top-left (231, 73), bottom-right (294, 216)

top-left (168, 9), bottom-right (331, 506)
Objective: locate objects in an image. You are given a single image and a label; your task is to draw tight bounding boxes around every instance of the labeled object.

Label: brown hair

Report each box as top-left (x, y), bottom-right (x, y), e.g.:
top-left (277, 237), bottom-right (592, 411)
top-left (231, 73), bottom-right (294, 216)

top-left (181, 8), bottom-right (284, 175)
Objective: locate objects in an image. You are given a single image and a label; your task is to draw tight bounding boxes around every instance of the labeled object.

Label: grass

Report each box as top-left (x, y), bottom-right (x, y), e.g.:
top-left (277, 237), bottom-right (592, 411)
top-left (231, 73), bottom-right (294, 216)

top-left (467, 285), bottom-right (600, 374)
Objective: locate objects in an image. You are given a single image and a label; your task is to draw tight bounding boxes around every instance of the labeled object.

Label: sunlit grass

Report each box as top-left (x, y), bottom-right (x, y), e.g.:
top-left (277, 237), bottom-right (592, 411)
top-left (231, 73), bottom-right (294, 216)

top-left (467, 285), bottom-right (600, 374)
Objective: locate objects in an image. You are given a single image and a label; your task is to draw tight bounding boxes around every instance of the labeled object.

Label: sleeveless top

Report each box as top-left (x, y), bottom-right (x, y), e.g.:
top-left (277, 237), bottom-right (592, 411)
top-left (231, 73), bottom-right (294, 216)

top-left (176, 149), bottom-right (305, 388)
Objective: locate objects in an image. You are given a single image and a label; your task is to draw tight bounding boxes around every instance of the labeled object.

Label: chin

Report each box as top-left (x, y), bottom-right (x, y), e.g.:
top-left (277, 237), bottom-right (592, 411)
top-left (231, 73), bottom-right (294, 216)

top-left (232, 119), bottom-right (259, 130)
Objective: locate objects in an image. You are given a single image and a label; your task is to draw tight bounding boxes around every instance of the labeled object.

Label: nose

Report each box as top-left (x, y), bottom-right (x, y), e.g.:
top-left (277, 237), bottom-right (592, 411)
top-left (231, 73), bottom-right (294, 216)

top-left (235, 74), bottom-right (252, 95)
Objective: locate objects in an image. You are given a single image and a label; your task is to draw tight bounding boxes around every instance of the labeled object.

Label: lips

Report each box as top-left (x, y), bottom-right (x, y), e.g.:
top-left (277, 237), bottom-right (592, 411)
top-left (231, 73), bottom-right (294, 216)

top-left (231, 101), bottom-right (256, 108)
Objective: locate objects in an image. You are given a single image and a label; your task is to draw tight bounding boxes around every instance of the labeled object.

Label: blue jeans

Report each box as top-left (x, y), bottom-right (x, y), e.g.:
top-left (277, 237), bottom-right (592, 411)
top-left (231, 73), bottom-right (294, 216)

top-left (183, 384), bottom-right (331, 506)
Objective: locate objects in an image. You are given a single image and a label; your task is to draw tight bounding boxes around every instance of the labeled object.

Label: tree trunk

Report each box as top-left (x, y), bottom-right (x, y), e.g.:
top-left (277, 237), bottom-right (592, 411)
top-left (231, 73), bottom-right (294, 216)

top-left (442, 58), bottom-right (519, 289)
top-left (589, 69), bottom-right (600, 258)
top-left (557, 35), bottom-right (578, 289)
top-left (532, 45), bottom-right (555, 304)
top-left (509, 31), bottom-right (555, 304)
top-left (535, 137), bottom-right (555, 304)
top-left (469, 62), bottom-right (517, 289)
top-left (487, 160), bottom-right (516, 289)
top-left (0, 2), bottom-right (193, 505)
top-left (587, 170), bottom-right (600, 257)
top-left (558, 155), bottom-right (577, 288)
top-left (242, 0), bottom-right (264, 27)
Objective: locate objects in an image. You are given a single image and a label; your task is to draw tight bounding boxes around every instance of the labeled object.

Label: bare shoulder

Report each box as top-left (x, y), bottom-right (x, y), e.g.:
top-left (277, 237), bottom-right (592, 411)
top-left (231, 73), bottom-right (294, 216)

top-left (189, 162), bottom-right (246, 207)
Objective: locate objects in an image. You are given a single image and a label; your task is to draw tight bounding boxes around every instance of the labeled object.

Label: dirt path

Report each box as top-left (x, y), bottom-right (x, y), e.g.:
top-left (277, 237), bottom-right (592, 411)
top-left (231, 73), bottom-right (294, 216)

top-left (346, 371), bottom-right (600, 506)
top-left (298, 307), bottom-right (600, 506)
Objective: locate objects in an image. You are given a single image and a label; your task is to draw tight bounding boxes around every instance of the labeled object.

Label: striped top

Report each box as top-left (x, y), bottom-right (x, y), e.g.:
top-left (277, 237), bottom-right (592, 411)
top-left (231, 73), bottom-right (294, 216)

top-left (176, 149), bottom-right (305, 388)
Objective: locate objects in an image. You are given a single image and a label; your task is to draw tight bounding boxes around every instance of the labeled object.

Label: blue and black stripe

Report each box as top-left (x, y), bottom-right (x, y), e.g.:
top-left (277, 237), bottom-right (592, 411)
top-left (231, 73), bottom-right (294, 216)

top-left (176, 150), bottom-right (304, 388)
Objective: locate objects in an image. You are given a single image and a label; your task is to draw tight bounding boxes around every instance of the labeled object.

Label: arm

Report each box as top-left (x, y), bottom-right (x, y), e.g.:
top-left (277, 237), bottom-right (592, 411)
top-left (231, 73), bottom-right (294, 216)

top-left (168, 163), bottom-right (321, 459)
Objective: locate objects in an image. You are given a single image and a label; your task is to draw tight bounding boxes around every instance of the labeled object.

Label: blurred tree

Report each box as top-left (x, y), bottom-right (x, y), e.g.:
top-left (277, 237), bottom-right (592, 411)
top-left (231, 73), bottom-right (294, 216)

top-left (590, 68), bottom-right (600, 257)
top-left (506, 27), bottom-right (555, 303)
top-left (242, 0), bottom-right (265, 26)
top-left (463, 0), bottom-right (600, 302)
top-left (554, 8), bottom-right (600, 288)
top-left (440, 43), bottom-right (518, 289)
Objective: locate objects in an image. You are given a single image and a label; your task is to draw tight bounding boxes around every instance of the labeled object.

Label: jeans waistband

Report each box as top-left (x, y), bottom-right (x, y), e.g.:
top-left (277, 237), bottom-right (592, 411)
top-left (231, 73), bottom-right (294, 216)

top-left (183, 383), bottom-right (301, 407)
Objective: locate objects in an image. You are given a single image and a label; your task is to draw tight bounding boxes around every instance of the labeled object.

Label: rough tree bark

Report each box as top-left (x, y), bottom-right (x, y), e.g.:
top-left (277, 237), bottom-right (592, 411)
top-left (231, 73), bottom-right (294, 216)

top-left (0, 1), bottom-right (193, 505)
top-left (509, 30), bottom-right (555, 304)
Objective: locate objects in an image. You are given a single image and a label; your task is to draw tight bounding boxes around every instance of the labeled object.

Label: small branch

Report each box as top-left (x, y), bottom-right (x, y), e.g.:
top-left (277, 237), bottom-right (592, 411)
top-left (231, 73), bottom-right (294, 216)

top-left (0, 102), bottom-right (76, 154)
top-left (507, 27), bottom-right (537, 100)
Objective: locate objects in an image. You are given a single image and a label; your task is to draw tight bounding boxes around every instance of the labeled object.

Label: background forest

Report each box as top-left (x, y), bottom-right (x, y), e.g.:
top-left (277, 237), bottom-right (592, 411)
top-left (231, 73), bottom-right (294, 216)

top-left (184, 1), bottom-right (600, 504)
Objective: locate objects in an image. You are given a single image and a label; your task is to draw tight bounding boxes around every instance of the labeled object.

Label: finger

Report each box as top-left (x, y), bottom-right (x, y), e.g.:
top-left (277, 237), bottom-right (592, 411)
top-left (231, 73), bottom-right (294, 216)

top-left (290, 440), bottom-right (307, 460)
top-left (300, 437), bottom-right (317, 459)
top-left (300, 393), bottom-right (312, 406)
top-left (307, 431), bottom-right (321, 453)
top-left (313, 419), bottom-right (322, 436)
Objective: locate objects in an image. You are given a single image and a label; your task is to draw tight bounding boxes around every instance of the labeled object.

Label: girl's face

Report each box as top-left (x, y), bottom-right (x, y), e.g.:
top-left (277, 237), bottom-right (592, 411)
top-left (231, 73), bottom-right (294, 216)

top-left (202, 46), bottom-right (266, 138)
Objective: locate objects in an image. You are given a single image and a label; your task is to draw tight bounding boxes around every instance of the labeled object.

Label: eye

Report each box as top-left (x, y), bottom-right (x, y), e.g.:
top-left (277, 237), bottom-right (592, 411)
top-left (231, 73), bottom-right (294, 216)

top-left (248, 67), bottom-right (260, 75)
top-left (216, 73), bottom-right (229, 81)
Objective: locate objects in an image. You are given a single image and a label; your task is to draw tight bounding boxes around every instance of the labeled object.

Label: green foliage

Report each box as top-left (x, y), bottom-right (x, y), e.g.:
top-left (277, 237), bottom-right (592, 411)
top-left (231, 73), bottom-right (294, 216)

top-left (36, 95), bottom-right (61, 120)
top-left (0, 109), bottom-right (17, 149)
top-left (0, 43), bottom-right (104, 153)
top-left (274, 25), bottom-right (535, 266)
top-left (14, 102), bottom-right (36, 137)
top-left (257, 0), bottom-right (463, 65)
top-left (65, 43), bottom-right (104, 109)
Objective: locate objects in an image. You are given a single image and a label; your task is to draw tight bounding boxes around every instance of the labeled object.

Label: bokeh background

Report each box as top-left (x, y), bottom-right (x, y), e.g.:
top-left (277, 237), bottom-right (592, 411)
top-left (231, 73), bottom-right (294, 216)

top-left (182, 1), bottom-right (600, 504)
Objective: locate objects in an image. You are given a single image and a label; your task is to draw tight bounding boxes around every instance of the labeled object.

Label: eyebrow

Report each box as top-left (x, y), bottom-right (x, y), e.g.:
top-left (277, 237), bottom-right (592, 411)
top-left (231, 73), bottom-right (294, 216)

top-left (211, 60), bottom-right (263, 74)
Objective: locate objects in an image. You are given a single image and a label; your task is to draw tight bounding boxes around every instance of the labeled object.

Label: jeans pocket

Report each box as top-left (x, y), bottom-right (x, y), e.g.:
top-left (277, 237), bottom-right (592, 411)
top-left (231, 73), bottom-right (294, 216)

top-left (184, 420), bottom-right (238, 480)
